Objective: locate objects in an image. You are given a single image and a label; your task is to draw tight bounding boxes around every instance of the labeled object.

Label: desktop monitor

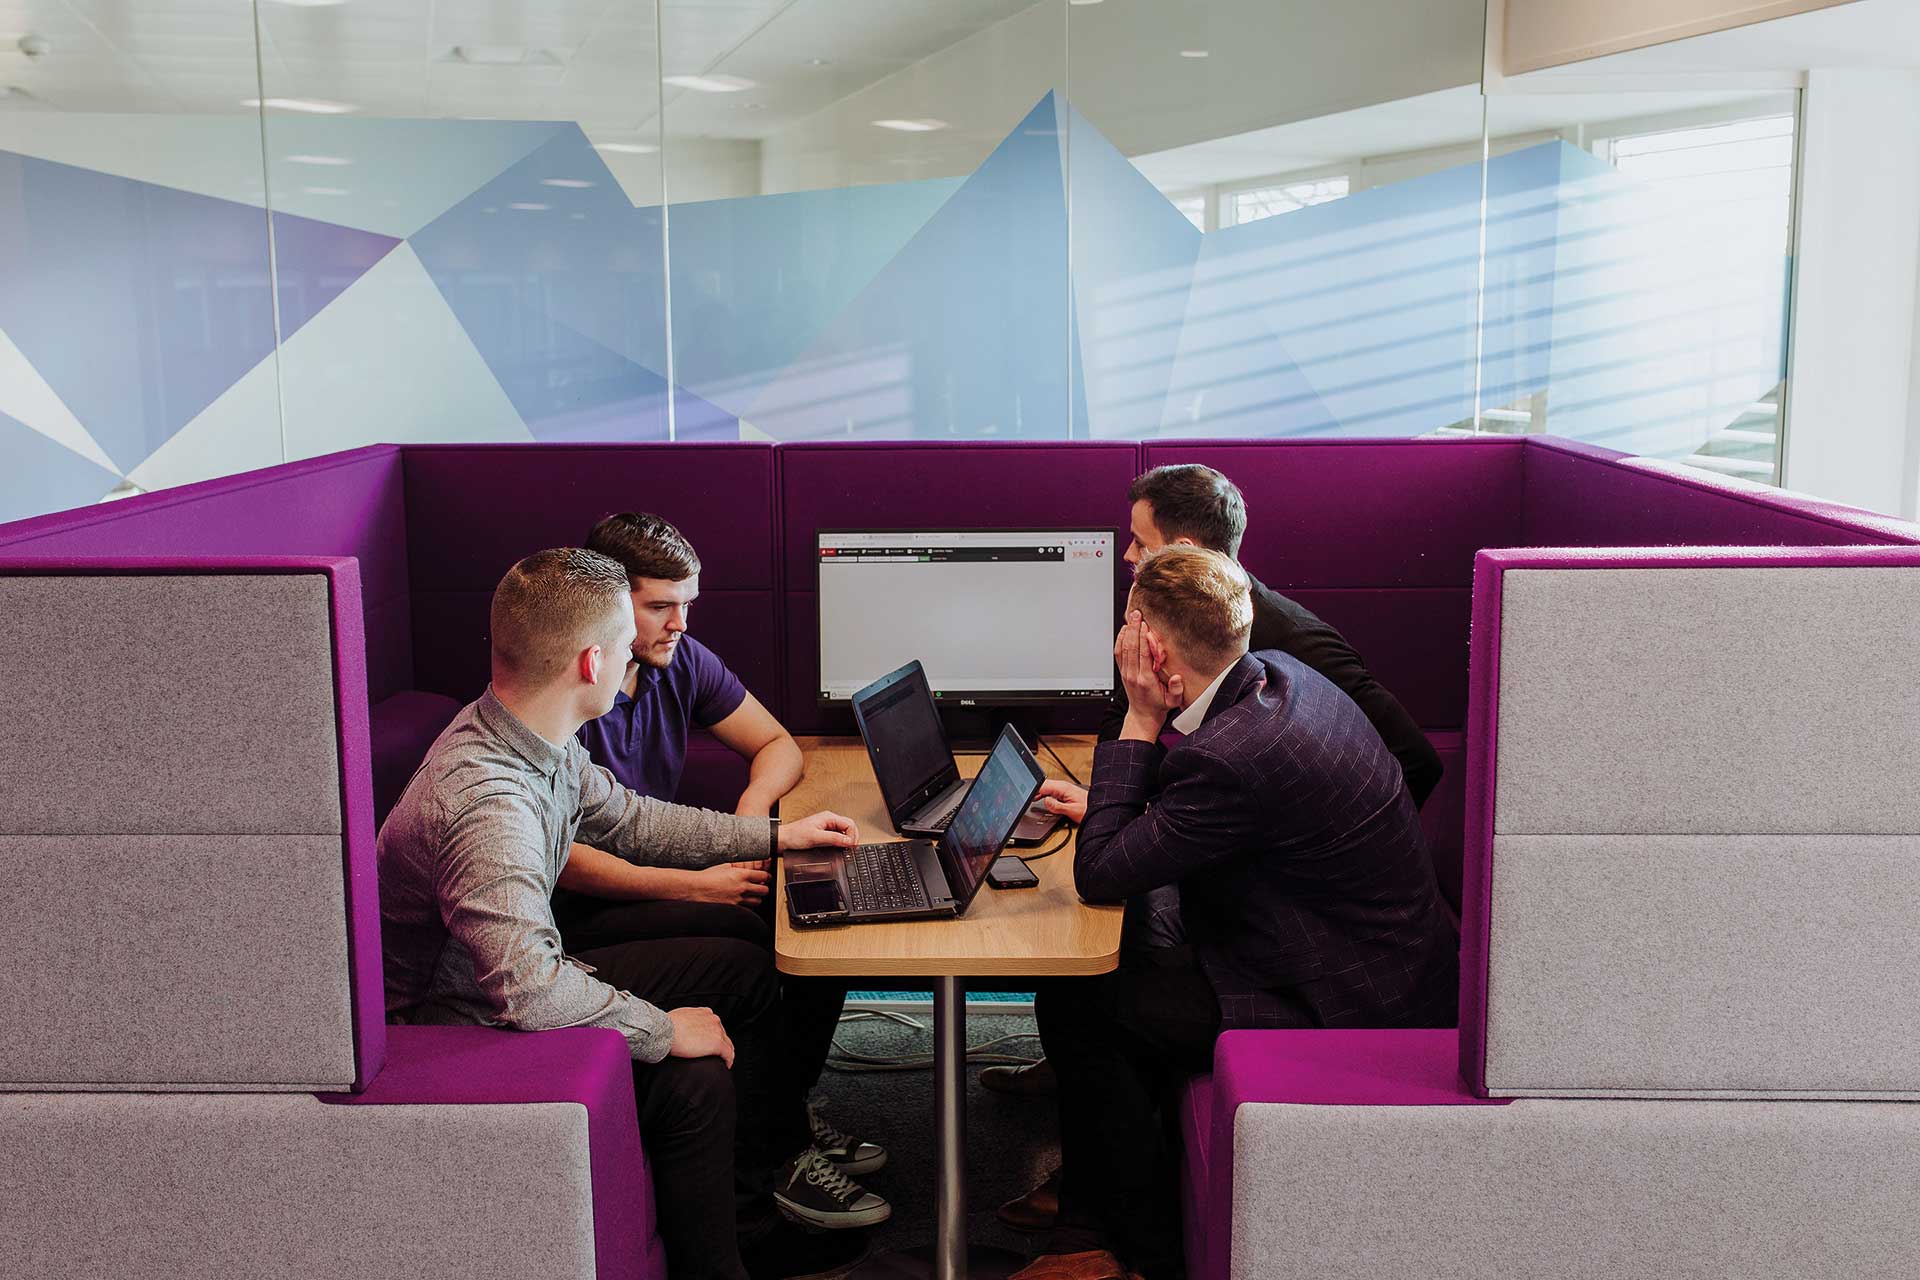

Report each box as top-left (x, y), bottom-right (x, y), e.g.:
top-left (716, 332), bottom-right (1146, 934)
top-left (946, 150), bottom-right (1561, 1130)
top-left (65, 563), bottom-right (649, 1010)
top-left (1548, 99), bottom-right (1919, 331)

top-left (816, 528), bottom-right (1118, 706)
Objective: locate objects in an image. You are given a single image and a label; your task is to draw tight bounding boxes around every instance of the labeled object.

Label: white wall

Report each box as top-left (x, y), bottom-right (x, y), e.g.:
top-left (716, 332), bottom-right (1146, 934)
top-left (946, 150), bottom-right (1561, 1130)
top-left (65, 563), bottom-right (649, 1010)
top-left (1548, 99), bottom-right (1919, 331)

top-left (1499, 0), bottom-right (1859, 75)
top-left (1782, 68), bottom-right (1920, 517)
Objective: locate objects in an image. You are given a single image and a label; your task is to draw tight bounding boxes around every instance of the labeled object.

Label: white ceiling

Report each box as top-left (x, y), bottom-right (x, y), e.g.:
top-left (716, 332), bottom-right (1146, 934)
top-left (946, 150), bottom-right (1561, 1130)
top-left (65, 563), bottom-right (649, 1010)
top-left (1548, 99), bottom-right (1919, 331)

top-left (0, 0), bottom-right (1036, 139)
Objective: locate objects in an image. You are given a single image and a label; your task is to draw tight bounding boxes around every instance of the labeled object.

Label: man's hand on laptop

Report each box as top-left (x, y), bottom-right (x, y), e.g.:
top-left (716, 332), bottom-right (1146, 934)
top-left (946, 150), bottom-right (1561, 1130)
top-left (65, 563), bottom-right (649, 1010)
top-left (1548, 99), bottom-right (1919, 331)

top-left (1036, 779), bottom-right (1088, 824)
top-left (668, 1006), bottom-right (736, 1068)
top-left (779, 810), bottom-right (860, 851)
top-left (687, 862), bottom-right (771, 906)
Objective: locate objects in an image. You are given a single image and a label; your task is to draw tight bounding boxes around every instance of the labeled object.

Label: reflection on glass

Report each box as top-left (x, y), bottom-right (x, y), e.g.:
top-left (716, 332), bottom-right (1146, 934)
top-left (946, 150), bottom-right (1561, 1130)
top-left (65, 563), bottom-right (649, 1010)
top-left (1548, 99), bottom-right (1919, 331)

top-left (660, 0), bottom-right (1069, 442)
top-left (258, 0), bottom-right (670, 454)
top-left (1479, 88), bottom-right (1797, 481)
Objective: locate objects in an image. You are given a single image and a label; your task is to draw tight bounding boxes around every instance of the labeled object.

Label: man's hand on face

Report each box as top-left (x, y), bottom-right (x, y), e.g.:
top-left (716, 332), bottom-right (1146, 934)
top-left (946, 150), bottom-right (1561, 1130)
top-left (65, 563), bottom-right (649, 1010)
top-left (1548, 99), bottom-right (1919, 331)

top-left (687, 862), bottom-right (771, 906)
top-left (1036, 779), bottom-right (1089, 823)
top-left (778, 810), bottom-right (860, 851)
top-left (667, 1006), bottom-right (736, 1068)
top-left (1115, 609), bottom-right (1182, 728)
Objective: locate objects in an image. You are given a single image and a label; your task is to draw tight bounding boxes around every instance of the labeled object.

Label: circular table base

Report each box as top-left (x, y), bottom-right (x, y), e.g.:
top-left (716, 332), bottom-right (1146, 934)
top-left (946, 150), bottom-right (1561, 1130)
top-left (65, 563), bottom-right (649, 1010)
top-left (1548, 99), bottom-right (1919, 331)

top-left (852, 1242), bottom-right (1028, 1280)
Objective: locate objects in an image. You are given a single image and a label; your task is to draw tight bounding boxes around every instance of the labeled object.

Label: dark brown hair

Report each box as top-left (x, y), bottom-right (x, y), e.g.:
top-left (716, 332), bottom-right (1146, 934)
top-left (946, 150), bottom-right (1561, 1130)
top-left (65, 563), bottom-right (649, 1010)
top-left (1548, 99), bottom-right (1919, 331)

top-left (1127, 464), bottom-right (1247, 560)
top-left (586, 512), bottom-right (701, 584)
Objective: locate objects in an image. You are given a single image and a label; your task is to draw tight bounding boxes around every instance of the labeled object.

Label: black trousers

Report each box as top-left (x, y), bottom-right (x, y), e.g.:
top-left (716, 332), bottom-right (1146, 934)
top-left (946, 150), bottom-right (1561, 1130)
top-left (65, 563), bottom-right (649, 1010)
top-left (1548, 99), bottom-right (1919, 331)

top-left (1035, 946), bottom-right (1231, 1280)
top-left (571, 933), bottom-right (783, 1280)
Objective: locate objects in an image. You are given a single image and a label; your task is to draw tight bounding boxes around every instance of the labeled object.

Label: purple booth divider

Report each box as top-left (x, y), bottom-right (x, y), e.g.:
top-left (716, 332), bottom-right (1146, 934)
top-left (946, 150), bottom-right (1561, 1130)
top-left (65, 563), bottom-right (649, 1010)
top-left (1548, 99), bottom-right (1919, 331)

top-left (777, 441), bottom-right (1141, 735)
top-left (1522, 438), bottom-right (1919, 549)
top-left (0, 447), bottom-right (415, 703)
top-left (402, 444), bottom-right (780, 707)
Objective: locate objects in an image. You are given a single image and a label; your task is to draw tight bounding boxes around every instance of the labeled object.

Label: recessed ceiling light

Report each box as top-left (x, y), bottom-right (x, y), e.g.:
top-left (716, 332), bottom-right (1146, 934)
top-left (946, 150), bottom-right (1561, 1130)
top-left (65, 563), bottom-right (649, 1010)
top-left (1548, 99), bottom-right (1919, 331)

top-left (301, 186), bottom-right (349, 196)
top-left (745, 102), bottom-right (765, 111)
top-left (285, 153), bottom-right (350, 166)
top-left (872, 118), bottom-right (948, 133)
top-left (593, 141), bottom-right (658, 155)
top-left (663, 74), bottom-right (756, 93)
top-left (540, 178), bottom-right (595, 188)
top-left (1179, 49), bottom-right (1209, 58)
top-left (244, 97), bottom-right (355, 114)
top-left (808, 58), bottom-right (831, 67)
top-left (508, 202), bottom-right (550, 211)
top-left (268, 0), bottom-right (348, 7)
top-left (1069, 0), bottom-right (1105, 5)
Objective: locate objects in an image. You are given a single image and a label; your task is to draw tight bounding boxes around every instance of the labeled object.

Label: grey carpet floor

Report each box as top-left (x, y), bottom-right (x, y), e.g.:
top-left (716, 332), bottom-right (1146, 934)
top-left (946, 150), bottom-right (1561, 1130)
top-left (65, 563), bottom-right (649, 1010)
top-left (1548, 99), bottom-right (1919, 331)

top-left (807, 1004), bottom-right (1059, 1258)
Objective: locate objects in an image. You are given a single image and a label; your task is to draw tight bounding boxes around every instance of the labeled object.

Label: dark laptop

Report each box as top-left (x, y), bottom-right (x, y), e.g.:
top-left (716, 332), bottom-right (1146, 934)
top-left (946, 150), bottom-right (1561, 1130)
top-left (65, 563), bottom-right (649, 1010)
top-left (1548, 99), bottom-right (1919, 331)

top-left (851, 660), bottom-right (1063, 843)
top-left (785, 725), bottom-right (1045, 927)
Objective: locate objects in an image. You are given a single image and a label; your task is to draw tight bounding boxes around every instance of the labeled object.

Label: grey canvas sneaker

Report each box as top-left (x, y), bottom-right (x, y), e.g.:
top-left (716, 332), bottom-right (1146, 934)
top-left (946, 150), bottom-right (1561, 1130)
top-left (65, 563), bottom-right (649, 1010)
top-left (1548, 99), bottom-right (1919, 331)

top-left (775, 1147), bottom-right (892, 1229)
top-left (808, 1101), bottom-right (888, 1175)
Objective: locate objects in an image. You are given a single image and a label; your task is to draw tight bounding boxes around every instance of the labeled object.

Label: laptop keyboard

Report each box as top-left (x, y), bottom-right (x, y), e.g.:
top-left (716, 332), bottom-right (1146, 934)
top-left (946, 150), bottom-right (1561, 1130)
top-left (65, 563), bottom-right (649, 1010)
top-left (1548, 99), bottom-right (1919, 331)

top-left (919, 794), bottom-right (964, 833)
top-left (845, 842), bottom-right (931, 913)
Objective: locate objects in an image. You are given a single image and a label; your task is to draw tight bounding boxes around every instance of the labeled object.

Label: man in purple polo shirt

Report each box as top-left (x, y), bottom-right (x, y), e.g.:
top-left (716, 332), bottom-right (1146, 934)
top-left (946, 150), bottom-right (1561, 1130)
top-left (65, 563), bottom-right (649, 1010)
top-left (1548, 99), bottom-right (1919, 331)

top-left (557, 512), bottom-right (888, 1233)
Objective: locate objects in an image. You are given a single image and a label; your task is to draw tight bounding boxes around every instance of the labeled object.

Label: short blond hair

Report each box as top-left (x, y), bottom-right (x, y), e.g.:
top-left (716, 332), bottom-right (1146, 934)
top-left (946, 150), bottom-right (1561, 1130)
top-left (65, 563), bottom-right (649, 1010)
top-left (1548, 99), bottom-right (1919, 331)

top-left (490, 548), bottom-right (632, 685)
top-left (1129, 545), bottom-right (1252, 670)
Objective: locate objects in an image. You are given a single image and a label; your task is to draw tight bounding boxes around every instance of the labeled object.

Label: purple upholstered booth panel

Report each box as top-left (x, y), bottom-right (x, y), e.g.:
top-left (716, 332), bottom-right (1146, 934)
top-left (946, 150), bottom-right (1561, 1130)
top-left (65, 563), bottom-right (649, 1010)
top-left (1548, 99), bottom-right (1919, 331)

top-left (0, 447), bottom-right (414, 702)
top-left (403, 445), bottom-right (780, 707)
top-left (321, 1024), bottom-right (660, 1280)
top-left (1141, 439), bottom-right (1527, 588)
top-left (1522, 438), bottom-right (1920, 550)
top-left (0, 556), bottom-right (385, 1093)
top-left (1185, 1029), bottom-right (1506, 1280)
top-left (1284, 588), bottom-right (1471, 729)
top-left (778, 442), bottom-right (1140, 734)
top-left (408, 587), bottom-right (780, 710)
top-left (403, 444), bottom-right (777, 591)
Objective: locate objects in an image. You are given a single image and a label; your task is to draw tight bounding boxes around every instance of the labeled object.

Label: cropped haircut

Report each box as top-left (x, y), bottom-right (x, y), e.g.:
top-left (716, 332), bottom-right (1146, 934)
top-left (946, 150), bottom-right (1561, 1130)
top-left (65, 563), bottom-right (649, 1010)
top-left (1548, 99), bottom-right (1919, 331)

top-left (490, 548), bottom-right (633, 685)
top-left (1129, 545), bottom-right (1253, 671)
top-left (586, 512), bottom-right (702, 584)
top-left (1127, 464), bottom-right (1247, 560)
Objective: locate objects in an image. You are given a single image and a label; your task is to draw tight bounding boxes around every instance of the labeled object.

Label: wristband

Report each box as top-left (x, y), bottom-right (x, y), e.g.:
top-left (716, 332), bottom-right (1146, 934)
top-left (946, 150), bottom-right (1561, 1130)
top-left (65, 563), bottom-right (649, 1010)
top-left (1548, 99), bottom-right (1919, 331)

top-left (768, 816), bottom-right (781, 859)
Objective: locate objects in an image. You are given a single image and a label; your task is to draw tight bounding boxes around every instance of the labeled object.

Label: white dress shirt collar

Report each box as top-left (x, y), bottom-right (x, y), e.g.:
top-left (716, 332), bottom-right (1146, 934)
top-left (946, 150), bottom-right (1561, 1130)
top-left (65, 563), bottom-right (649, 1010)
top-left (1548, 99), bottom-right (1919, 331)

top-left (1171, 664), bottom-right (1234, 736)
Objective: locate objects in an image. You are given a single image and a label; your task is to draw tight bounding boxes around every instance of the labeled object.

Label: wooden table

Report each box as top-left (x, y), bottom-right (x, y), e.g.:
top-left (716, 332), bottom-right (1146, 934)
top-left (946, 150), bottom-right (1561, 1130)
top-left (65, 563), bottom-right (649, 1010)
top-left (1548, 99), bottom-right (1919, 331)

top-left (776, 735), bottom-right (1123, 1280)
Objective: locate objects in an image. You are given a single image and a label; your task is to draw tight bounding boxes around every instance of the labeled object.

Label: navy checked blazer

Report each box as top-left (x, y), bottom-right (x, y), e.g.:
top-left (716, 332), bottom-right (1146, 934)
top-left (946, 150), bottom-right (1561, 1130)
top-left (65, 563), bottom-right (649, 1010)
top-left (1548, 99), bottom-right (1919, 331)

top-left (1075, 650), bottom-right (1458, 1030)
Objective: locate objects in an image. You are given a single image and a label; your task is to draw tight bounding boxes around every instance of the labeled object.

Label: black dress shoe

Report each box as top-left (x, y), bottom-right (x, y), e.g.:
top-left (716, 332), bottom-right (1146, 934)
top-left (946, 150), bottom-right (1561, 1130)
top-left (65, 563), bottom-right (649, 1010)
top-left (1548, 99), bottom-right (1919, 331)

top-left (979, 1058), bottom-right (1057, 1098)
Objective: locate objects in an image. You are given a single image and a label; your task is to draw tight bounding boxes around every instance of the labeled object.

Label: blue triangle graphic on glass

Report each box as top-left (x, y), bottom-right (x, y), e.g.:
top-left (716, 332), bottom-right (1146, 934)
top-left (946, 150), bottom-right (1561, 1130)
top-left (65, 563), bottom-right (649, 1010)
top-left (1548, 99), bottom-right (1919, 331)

top-left (272, 212), bottom-right (403, 340)
top-left (1063, 100), bottom-right (1202, 439)
top-left (0, 409), bottom-right (121, 524)
top-left (743, 93), bottom-right (1069, 441)
top-left (669, 175), bottom-right (962, 418)
top-left (505, 315), bottom-right (671, 443)
top-left (410, 125), bottom-right (669, 405)
top-left (0, 151), bottom-right (394, 474)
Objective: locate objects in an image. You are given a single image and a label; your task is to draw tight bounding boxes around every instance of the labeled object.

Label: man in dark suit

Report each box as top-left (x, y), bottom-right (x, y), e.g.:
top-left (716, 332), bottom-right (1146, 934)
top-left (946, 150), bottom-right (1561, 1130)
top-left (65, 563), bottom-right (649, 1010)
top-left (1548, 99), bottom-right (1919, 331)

top-left (986, 463), bottom-right (1442, 1121)
top-left (1007, 546), bottom-right (1458, 1280)
top-left (1107, 463), bottom-right (1441, 806)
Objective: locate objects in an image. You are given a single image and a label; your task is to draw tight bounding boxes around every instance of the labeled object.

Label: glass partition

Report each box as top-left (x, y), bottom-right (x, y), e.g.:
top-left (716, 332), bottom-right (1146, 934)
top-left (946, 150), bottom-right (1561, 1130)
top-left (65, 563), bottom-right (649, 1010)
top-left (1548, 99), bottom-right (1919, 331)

top-left (660, 0), bottom-right (1069, 442)
top-left (0, 0), bottom-right (272, 516)
top-left (1478, 80), bottom-right (1798, 479)
top-left (257, 0), bottom-right (669, 455)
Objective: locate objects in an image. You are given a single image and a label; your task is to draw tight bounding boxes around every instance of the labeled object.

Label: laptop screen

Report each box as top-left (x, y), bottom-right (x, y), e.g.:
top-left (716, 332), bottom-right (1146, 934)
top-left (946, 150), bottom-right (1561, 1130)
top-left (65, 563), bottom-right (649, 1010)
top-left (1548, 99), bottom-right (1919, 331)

top-left (852, 662), bottom-right (955, 816)
top-left (938, 726), bottom-right (1045, 911)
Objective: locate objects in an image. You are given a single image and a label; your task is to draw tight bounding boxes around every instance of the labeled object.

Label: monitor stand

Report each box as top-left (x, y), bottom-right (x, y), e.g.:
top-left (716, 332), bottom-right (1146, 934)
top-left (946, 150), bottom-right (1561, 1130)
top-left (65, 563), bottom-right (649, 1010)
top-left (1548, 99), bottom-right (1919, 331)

top-left (939, 707), bottom-right (1044, 754)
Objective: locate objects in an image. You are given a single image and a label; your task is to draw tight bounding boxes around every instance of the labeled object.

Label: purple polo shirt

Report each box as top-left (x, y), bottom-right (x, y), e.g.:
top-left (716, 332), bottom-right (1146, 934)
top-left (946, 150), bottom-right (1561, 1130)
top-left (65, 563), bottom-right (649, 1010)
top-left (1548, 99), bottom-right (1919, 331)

top-left (576, 634), bottom-right (748, 801)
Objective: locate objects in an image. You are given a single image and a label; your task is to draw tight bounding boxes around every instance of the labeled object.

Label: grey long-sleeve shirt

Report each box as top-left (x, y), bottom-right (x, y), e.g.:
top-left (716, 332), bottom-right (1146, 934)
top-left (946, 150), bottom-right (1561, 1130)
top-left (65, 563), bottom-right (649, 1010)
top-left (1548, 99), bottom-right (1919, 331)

top-left (378, 687), bottom-right (766, 1062)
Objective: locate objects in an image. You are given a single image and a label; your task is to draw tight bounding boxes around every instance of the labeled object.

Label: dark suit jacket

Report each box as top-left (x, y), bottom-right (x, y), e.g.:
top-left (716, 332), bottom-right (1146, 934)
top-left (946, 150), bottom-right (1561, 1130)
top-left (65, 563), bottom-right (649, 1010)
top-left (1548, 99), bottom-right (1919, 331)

top-left (1099, 572), bottom-right (1442, 808)
top-left (1076, 651), bottom-right (1458, 1031)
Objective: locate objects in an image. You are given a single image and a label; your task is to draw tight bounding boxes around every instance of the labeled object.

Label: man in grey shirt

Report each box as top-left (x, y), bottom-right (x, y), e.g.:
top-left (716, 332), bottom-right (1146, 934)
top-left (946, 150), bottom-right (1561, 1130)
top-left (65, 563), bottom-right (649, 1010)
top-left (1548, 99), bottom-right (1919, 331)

top-left (380, 547), bottom-right (866, 1280)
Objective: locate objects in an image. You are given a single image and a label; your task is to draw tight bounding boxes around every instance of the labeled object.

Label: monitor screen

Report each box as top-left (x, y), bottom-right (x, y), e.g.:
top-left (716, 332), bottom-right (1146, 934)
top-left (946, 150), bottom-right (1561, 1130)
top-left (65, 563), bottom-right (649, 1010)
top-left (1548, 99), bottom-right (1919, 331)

top-left (938, 727), bottom-right (1044, 907)
top-left (817, 529), bottom-right (1117, 704)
